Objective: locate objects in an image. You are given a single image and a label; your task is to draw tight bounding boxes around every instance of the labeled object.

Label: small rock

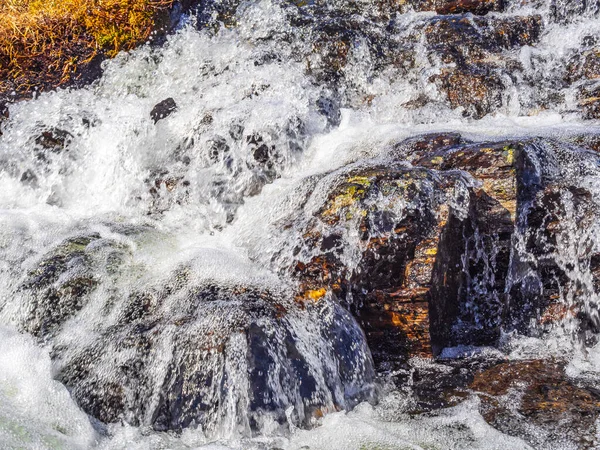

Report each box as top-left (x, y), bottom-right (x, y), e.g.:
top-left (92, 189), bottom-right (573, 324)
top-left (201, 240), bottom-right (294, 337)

top-left (34, 128), bottom-right (73, 152)
top-left (20, 169), bottom-right (38, 188)
top-left (151, 98), bottom-right (178, 123)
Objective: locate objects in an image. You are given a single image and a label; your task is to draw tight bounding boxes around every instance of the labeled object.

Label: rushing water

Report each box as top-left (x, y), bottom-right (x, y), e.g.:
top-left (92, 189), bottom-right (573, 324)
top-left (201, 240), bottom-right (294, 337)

top-left (1, 0), bottom-right (600, 448)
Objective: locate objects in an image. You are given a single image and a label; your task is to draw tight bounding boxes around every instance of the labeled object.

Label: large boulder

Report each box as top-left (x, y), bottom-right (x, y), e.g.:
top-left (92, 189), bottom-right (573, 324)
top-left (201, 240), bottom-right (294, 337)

top-left (283, 134), bottom-right (519, 367)
top-left (285, 134), bottom-right (600, 368)
top-left (15, 233), bottom-right (375, 435)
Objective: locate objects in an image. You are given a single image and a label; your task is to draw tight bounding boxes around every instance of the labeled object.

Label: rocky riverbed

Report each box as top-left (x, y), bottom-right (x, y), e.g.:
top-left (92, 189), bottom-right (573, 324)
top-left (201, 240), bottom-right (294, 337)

top-left (0, 0), bottom-right (600, 449)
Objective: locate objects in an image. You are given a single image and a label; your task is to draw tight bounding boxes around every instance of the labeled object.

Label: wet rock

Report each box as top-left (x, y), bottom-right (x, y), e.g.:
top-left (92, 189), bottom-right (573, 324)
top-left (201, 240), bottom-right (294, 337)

top-left (424, 15), bottom-right (542, 53)
top-left (566, 48), bottom-right (600, 83)
top-left (390, 350), bottom-right (507, 413)
top-left (285, 134), bottom-right (600, 367)
top-left (316, 96), bottom-right (342, 128)
top-left (208, 136), bottom-right (230, 162)
top-left (397, 0), bottom-right (504, 14)
top-left (145, 169), bottom-right (190, 215)
top-left (56, 281), bottom-right (375, 432)
top-left (290, 166), bottom-right (455, 365)
top-left (470, 360), bottom-right (600, 449)
top-left (390, 132), bottom-right (468, 163)
top-left (19, 234), bottom-right (129, 338)
top-left (193, 0), bottom-right (241, 30)
top-left (20, 168), bottom-right (38, 188)
top-left (550, 0), bottom-right (600, 23)
top-left (434, 0), bottom-right (504, 15)
top-left (579, 85), bottom-right (600, 120)
top-left (151, 98), bottom-right (178, 123)
top-left (229, 122), bottom-right (244, 141)
top-left (413, 140), bottom-right (518, 218)
top-left (506, 179), bottom-right (600, 343)
top-left (406, 139), bottom-right (518, 351)
top-left (564, 47), bottom-right (600, 117)
top-left (564, 133), bottom-right (600, 153)
top-left (0, 101), bottom-right (8, 136)
top-left (286, 136), bottom-right (521, 367)
top-left (434, 69), bottom-right (504, 119)
top-left (423, 15), bottom-right (541, 116)
top-left (34, 128), bottom-right (73, 152)
top-left (500, 139), bottom-right (600, 342)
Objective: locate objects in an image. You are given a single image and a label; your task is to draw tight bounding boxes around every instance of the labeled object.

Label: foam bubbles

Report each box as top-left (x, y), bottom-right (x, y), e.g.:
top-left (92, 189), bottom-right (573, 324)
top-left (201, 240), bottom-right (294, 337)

top-left (0, 326), bottom-right (96, 449)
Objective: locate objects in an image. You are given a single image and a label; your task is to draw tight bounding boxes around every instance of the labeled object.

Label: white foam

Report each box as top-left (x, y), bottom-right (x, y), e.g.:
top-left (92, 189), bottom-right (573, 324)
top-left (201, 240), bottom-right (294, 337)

top-left (0, 326), bottom-right (96, 449)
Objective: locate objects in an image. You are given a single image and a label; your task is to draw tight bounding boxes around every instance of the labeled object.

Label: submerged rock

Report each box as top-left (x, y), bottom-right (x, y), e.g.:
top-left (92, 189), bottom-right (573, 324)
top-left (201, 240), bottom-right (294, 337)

top-left (19, 234), bottom-right (128, 338)
top-left (470, 360), bottom-right (600, 449)
top-left (34, 128), bottom-right (73, 152)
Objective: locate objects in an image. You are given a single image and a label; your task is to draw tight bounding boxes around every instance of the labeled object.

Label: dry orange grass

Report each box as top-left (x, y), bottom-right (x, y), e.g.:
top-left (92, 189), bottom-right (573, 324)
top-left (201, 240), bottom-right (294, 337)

top-left (0, 0), bottom-right (174, 96)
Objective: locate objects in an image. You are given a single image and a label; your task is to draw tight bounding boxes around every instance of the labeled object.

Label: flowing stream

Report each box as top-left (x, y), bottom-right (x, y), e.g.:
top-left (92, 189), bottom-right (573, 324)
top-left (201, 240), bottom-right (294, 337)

top-left (0, 0), bottom-right (600, 448)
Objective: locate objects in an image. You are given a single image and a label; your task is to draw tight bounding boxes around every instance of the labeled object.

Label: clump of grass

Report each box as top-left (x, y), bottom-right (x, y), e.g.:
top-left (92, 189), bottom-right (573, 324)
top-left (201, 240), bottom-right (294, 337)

top-left (0, 0), bottom-right (174, 97)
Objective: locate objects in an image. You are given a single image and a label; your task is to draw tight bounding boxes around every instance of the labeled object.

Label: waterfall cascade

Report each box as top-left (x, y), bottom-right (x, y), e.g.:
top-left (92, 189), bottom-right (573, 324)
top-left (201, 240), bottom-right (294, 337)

top-left (0, 0), bottom-right (600, 448)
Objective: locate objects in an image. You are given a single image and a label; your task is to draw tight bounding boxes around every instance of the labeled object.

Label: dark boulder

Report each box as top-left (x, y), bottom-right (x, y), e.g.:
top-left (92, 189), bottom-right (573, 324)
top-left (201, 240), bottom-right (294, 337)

top-left (283, 134), bottom-right (600, 369)
top-left (286, 137), bottom-right (519, 367)
top-left (56, 281), bottom-right (375, 433)
top-left (17, 234), bottom-right (375, 434)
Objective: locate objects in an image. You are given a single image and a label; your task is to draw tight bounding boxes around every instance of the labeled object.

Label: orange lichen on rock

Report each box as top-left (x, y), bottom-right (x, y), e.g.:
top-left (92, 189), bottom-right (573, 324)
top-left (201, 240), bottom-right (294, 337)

top-left (0, 0), bottom-right (174, 97)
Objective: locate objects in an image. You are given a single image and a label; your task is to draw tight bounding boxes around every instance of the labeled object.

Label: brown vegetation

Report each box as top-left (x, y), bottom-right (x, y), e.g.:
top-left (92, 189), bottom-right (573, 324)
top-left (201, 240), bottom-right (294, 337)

top-left (0, 0), bottom-right (175, 98)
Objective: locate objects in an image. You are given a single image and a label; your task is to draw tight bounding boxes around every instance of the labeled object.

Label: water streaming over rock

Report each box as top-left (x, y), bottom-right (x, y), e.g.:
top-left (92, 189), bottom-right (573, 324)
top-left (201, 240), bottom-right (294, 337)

top-left (1, 0), bottom-right (600, 448)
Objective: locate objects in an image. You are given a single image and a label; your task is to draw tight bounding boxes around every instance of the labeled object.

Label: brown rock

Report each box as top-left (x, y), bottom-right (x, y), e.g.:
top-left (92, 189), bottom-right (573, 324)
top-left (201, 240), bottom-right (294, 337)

top-left (566, 48), bottom-right (600, 83)
top-left (470, 360), bottom-right (600, 449)
top-left (291, 136), bottom-right (522, 366)
top-left (434, 68), bottom-right (504, 119)
top-left (579, 86), bottom-right (600, 120)
top-left (435, 0), bottom-right (504, 15)
top-left (394, 0), bottom-right (504, 14)
top-left (422, 15), bottom-right (542, 118)
top-left (287, 134), bottom-right (600, 368)
top-left (292, 166), bottom-right (458, 365)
